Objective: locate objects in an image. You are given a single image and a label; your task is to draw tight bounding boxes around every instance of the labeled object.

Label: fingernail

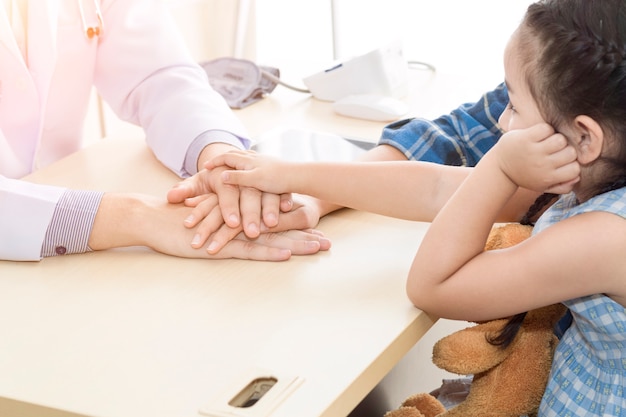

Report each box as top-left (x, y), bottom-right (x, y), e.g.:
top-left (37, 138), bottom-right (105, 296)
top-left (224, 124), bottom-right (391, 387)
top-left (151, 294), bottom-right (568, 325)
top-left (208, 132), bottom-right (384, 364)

top-left (247, 223), bottom-right (259, 236)
top-left (207, 241), bottom-right (219, 253)
top-left (304, 242), bottom-right (320, 252)
top-left (265, 213), bottom-right (278, 227)
top-left (191, 234), bottom-right (201, 247)
top-left (228, 214), bottom-right (239, 226)
top-left (184, 215), bottom-right (195, 225)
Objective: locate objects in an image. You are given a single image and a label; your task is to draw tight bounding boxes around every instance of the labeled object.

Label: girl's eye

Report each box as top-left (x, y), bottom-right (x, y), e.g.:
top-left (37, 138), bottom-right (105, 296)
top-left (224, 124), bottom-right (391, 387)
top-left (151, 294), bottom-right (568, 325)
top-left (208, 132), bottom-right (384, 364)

top-left (507, 102), bottom-right (516, 113)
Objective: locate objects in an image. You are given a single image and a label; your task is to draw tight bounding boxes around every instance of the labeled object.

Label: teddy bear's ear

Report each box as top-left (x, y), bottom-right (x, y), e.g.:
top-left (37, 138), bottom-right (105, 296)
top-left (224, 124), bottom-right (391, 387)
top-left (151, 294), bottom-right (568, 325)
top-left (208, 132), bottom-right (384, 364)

top-left (484, 223), bottom-right (533, 251)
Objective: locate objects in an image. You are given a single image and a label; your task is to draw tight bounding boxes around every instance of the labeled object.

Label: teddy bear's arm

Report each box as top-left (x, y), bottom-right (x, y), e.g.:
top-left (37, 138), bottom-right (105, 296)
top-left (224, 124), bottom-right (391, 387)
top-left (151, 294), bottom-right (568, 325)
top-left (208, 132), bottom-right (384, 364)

top-left (432, 319), bottom-right (513, 375)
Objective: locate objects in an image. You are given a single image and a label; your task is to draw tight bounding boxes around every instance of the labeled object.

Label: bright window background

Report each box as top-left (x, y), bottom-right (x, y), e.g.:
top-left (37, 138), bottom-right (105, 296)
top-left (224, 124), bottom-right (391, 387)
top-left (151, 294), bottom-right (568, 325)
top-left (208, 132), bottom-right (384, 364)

top-left (255, 0), bottom-right (534, 86)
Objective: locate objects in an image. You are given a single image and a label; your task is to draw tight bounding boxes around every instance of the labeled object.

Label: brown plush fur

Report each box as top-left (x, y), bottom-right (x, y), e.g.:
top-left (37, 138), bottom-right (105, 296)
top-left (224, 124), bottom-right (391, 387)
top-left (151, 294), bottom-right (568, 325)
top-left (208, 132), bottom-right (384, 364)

top-left (384, 223), bottom-right (567, 417)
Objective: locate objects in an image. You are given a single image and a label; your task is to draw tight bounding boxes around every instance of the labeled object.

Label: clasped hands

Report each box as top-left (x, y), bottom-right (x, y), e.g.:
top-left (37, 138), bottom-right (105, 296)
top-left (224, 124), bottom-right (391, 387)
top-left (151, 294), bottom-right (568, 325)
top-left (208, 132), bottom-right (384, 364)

top-left (167, 158), bottom-right (327, 261)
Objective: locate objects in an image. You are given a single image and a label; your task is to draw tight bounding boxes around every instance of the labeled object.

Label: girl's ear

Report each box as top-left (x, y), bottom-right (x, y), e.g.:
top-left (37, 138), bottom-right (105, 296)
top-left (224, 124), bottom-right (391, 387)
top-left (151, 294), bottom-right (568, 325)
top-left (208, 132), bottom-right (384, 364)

top-left (573, 115), bottom-right (604, 164)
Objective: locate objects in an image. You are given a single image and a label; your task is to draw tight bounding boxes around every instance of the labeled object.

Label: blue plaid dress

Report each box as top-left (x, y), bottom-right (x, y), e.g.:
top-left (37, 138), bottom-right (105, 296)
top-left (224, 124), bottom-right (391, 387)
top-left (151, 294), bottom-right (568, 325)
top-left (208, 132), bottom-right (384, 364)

top-left (533, 188), bottom-right (626, 416)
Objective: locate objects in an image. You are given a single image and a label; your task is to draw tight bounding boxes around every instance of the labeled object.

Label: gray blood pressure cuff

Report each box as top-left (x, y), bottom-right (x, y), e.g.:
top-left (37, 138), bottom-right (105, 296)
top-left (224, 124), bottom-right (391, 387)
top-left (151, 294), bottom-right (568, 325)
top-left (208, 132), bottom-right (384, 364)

top-left (200, 57), bottom-right (280, 109)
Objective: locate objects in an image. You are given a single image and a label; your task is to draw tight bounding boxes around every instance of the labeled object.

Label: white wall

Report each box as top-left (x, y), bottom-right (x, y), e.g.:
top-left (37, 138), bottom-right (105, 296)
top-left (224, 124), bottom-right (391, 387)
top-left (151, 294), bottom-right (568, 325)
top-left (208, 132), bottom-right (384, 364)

top-left (166, 0), bottom-right (256, 61)
top-left (255, 0), bottom-right (534, 87)
top-left (86, 0), bottom-right (254, 143)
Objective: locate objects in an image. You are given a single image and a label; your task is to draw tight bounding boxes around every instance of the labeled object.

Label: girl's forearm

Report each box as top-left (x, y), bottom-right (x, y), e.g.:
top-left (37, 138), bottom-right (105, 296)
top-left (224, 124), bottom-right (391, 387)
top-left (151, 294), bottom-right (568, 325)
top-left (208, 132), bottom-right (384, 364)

top-left (297, 161), bottom-right (539, 223)
top-left (407, 153), bottom-right (519, 304)
top-left (291, 161), bottom-right (473, 222)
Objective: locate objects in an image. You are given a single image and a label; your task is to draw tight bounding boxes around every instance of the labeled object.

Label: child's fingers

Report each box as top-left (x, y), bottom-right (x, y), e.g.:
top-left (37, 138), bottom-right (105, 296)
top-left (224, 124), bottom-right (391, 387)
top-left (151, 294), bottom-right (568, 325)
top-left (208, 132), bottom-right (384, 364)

top-left (205, 150), bottom-right (258, 171)
top-left (544, 159), bottom-right (580, 194)
top-left (544, 177), bottom-right (579, 194)
top-left (542, 132), bottom-right (570, 153)
top-left (205, 150), bottom-right (247, 170)
top-left (220, 169), bottom-right (258, 188)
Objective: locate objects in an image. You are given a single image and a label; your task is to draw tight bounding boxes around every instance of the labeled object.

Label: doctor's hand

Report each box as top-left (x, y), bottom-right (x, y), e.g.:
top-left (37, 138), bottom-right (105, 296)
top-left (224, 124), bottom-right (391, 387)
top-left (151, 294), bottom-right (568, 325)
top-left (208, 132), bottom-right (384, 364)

top-left (185, 194), bottom-right (325, 254)
top-left (89, 194), bottom-right (330, 261)
top-left (167, 165), bottom-right (293, 239)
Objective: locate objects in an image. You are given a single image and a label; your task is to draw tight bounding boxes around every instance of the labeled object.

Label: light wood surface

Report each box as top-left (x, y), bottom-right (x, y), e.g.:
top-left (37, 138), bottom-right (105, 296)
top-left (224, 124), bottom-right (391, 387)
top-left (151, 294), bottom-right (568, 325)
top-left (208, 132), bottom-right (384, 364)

top-left (0, 137), bottom-right (435, 417)
top-left (0, 62), bottom-right (495, 417)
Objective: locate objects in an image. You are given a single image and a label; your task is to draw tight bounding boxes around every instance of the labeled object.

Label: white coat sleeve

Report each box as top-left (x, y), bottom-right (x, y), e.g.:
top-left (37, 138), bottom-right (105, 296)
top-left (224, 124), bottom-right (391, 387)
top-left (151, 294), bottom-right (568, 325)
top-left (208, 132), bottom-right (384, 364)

top-left (94, 0), bottom-right (250, 178)
top-left (0, 176), bottom-right (65, 261)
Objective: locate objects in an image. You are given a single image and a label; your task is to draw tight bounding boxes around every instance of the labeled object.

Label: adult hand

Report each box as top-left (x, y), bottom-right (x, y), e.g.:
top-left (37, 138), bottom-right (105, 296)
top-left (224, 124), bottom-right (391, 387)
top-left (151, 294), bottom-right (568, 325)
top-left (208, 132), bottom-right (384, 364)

top-left (186, 194), bottom-right (324, 254)
top-left (90, 194), bottom-right (330, 261)
top-left (496, 123), bottom-right (580, 194)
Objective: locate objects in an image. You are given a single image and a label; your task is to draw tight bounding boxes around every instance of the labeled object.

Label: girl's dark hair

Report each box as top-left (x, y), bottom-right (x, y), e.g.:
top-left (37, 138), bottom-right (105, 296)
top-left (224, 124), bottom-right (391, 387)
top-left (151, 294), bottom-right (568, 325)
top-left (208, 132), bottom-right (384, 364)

top-left (489, 0), bottom-right (626, 348)
top-left (520, 0), bottom-right (626, 197)
top-left (486, 311), bottom-right (527, 348)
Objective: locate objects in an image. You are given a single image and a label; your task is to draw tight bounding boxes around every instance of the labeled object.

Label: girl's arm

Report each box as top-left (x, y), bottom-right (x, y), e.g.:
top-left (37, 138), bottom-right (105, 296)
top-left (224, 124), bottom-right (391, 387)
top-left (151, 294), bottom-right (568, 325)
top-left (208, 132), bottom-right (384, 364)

top-left (407, 124), bottom-right (586, 320)
top-left (407, 210), bottom-right (626, 320)
top-left (209, 151), bottom-right (539, 223)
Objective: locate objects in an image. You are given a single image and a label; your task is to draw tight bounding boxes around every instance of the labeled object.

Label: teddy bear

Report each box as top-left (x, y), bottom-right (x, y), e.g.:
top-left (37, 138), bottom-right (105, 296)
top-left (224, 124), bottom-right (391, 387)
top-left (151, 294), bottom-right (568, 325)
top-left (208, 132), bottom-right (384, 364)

top-left (384, 223), bottom-right (567, 417)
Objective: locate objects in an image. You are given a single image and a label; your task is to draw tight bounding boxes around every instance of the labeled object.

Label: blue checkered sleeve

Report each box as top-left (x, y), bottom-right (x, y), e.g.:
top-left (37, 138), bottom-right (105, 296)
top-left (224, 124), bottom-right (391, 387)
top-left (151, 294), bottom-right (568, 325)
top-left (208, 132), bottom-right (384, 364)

top-left (378, 83), bottom-right (508, 166)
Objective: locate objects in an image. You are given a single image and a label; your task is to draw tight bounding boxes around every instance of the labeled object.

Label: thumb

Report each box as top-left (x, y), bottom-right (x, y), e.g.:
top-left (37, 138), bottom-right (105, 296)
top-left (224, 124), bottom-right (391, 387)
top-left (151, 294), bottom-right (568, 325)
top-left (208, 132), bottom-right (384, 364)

top-left (167, 181), bottom-right (193, 203)
top-left (167, 176), bottom-right (207, 203)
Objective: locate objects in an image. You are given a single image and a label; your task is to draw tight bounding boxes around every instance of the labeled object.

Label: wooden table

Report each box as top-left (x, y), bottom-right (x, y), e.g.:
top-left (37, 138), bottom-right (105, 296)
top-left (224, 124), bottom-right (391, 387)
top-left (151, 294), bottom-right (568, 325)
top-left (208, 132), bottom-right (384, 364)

top-left (0, 137), bottom-right (435, 417)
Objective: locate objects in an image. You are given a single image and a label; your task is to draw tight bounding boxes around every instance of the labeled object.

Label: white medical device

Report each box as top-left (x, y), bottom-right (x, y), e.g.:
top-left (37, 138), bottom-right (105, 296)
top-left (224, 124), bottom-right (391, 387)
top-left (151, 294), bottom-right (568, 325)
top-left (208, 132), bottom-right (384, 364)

top-left (332, 93), bottom-right (409, 121)
top-left (302, 43), bottom-right (409, 102)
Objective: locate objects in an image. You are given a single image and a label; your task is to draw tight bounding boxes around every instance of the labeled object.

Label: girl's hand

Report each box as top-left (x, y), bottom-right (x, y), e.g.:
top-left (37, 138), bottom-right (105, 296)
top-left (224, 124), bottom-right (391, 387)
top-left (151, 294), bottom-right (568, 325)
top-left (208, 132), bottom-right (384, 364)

top-left (206, 150), bottom-right (296, 195)
top-left (167, 165), bottom-right (292, 240)
top-left (496, 123), bottom-right (580, 194)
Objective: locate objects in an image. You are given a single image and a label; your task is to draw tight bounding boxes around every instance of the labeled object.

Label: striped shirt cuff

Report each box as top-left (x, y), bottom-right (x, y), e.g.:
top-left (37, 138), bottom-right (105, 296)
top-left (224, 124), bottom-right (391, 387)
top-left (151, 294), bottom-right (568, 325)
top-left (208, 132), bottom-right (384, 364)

top-left (41, 190), bottom-right (105, 258)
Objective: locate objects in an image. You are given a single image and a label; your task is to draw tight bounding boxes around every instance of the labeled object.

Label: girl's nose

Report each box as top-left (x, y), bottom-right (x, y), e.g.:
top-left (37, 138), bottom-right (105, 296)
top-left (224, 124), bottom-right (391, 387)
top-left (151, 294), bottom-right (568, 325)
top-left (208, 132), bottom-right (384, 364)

top-left (498, 105), bottom-right (510, 131)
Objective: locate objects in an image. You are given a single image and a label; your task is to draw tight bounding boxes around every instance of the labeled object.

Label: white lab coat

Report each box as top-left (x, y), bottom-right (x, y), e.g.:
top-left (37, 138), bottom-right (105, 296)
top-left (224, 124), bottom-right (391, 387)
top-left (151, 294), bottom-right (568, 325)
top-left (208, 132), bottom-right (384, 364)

top-left (0, 0), bottom-right (248, 260)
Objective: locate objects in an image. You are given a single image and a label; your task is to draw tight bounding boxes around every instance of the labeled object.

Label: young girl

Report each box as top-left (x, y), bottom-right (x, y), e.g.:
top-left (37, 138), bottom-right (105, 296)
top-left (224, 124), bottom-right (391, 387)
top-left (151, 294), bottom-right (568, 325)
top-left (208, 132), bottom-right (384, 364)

top-left (208, 0), bottom-right (626, 414)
